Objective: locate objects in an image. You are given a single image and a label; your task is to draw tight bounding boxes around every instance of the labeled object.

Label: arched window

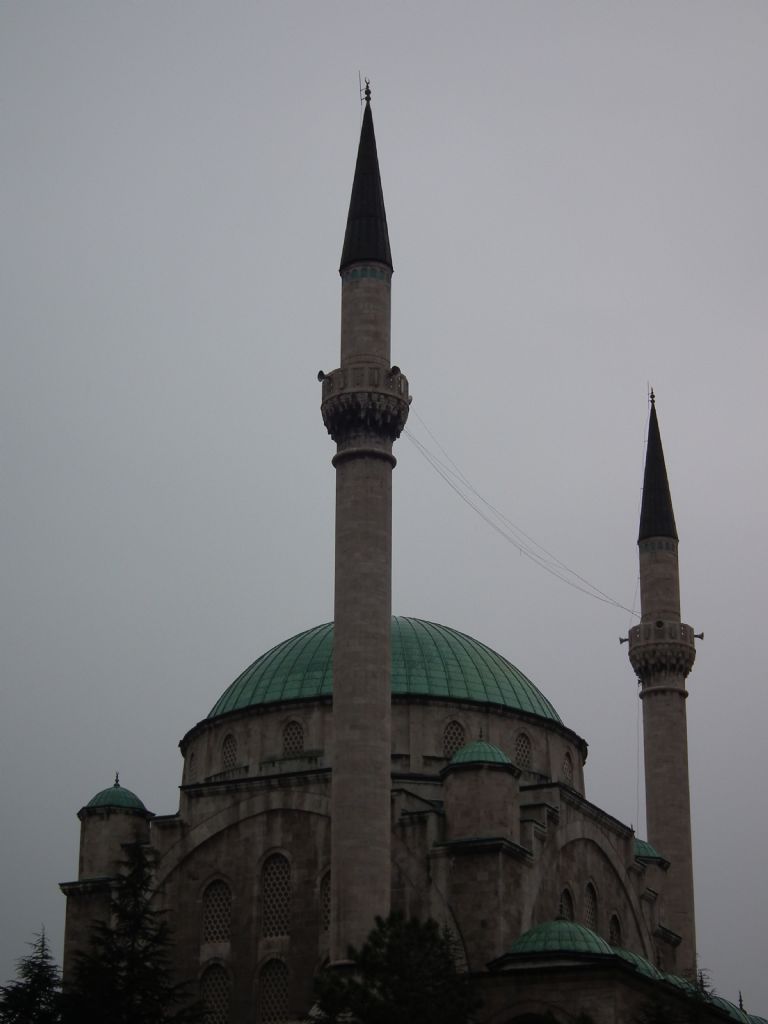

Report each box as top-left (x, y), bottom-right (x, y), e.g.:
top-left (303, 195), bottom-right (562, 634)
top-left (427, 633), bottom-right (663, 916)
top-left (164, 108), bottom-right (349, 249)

top-left (202, 880), bottom-right (232, 943)
top-left (558, 888), bottom-right (574, 921)
top-left (200, 964), bottom-right (231, 1024)
top-left (609, 914), bottom-right (622, 946)
top-left (282, 720), bottom-right (304, 756)
top-left (187, 751), bottom-right (197, 783)
top-left (560, 751), bottom-right (574, 786)
top-left (443, 721), bottom-right (466, 759)
top-left (320, 872), bottom-right (331, 932)
top-left (515, 732), bottom-right (532, 769)
top-left (584, 883), bottom-right (597, 930)
top-left (258, 959), bottom-right (289, 1024)
top-left (262, 854), bottom-right (291, 937)
top-left (222, 734), bottom-right (237, 771)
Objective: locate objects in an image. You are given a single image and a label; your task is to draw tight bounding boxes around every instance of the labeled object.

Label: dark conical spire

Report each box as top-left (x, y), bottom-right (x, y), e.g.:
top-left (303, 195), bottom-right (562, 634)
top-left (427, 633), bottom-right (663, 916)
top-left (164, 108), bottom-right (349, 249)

top-left (638, 392), bottom-right (678, 543)
top-left (339, 83), bottom-right (392, 272)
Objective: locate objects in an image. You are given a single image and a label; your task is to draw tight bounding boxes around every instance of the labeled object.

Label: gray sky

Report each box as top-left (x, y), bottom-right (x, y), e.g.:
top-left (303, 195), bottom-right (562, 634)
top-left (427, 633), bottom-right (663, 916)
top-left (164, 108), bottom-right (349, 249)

top-left (2, 0), bottom-right (767, 1011)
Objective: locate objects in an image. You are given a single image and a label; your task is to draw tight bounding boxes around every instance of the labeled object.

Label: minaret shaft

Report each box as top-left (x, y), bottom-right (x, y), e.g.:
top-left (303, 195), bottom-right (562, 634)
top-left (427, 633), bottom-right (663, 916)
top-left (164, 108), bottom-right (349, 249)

top-left (322, 94), bottom-right (409, 960)
top-left (629, 400), bottom-right (697, 976)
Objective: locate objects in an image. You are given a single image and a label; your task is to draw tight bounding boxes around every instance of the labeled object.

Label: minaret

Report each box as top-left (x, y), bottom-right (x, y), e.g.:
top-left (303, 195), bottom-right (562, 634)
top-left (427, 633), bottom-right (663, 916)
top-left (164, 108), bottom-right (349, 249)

top-left (320, 83), bottom-right (410, 960)
top-left (628, 392), bottom-right (697, 975)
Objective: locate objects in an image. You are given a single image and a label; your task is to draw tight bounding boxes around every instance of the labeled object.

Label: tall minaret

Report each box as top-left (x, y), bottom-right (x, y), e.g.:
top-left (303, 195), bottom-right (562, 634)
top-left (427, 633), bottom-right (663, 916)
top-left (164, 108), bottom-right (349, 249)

top-left (320, 84), bottom-right (410, 961)
top-left (628, 393), bottom-right (697, 975)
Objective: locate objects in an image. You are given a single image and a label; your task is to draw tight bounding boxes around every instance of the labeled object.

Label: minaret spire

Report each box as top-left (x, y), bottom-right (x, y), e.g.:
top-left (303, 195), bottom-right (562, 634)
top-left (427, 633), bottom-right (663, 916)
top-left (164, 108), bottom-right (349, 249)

top-left (340, 80), bottom-right (392, 272)
top-left (321, 89), bottom-right (410, 962)
top-left (628, 395), bottom-right (697, 976)
top-left (638, 390), bottom-right (678, 543)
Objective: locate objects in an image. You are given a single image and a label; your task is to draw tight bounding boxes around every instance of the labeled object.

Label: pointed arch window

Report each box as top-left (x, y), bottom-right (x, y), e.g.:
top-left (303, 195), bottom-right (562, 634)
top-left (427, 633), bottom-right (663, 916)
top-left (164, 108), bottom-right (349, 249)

top-left (282, 720), bottom-right (304, 756)
top-left (609, 914), bottom-right (622, 946)
top-left (202, 880), bottom-right (232, 943)
top-left (261, 854), bottom-right (291, 937)
top-left (558, 888), bottom-right (574, 921)
top-left (200, 964), bottom-right (231, 1024)
top-left (443, 721), bottom-right (466, 759)
top-left (584, 883), bottom-right (598, 930)
top-left (258, 959), bottom-right (289, 1024)
top-left (222, 734), bottom-right (237, 771)
top-left (560, 751), bottom-right (574, 786)
top-left (515, 732), bottom-right (532, 769)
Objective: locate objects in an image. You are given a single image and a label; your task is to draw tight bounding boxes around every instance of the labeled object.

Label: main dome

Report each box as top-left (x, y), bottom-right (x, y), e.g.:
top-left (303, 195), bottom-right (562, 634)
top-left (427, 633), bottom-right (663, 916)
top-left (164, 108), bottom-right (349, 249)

top-left (209, 616), bottom-right (560, 722)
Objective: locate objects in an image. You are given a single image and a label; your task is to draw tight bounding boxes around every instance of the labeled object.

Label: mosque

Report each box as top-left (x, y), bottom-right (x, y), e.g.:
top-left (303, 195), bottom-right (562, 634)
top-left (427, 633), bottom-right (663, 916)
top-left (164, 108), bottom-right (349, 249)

top-left (60, 89), bottom-right (764, 1024)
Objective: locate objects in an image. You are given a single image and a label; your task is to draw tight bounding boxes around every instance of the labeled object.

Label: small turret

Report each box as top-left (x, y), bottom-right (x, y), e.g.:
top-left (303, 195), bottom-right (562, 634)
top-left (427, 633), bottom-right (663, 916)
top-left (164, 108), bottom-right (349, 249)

top-left (60, 775), bottom-right (153, 977)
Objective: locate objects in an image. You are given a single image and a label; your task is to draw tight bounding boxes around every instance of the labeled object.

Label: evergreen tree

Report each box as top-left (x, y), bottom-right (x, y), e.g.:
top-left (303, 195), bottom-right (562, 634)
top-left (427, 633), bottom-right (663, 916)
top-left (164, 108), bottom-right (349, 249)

top-left (0, 929), bottom-right (62, 1024)
top-left (63, 842), bottom-right (200, 1024)
top-left (314, 912), bottom-right (480, 1024)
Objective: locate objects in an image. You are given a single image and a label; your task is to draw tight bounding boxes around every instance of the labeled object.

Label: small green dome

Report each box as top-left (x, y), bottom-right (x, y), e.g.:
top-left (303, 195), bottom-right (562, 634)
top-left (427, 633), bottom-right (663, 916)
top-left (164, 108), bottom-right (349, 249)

top-left (209, 617), bottom-right (561, 722)
top-left (508, 920), bottom-right (613, 957)
top-left (634, 838), bottom-right (667, 863)
top-left (612, 946), bottom-right (664, 980)
top-left (711, 997), bottom-right (750, 1023)
top-left (450, 740), bottom-right (512, 766)
top-left (87, 778), bottom-right (146, 811)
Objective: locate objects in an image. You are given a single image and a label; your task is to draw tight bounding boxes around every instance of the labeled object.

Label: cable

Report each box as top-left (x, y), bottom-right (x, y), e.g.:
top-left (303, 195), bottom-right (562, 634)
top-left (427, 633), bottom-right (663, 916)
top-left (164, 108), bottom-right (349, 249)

top-left (404, 423), bottom-right (638, 616)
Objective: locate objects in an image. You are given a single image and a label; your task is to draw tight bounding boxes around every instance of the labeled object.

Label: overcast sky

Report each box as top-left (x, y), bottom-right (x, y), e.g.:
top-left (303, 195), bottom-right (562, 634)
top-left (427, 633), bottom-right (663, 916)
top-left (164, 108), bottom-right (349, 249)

top-left (2, 0), bottom-right (767, 1011)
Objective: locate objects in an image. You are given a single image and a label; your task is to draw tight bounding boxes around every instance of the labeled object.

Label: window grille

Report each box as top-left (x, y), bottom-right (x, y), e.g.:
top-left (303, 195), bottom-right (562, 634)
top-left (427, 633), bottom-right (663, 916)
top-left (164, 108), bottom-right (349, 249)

top-left (559, 888), bottom-right (574, 921)
top-left (259, 959), bottom-right (288, 1024)
top-left (282, 720), bottom-right (304, 756)
top-left (202, 880), bottom-right (232, 943)
top-left (443, 721), bottom-right (465, 759)
top-left (561, 752), bottom-right (574, 785)
top-left (609, 914), bottom-right (622, 946)
top-left (222, 734), bottom-right (237, 771)
top-left (515, 732), bottom-right (532, 769)
top-left (201, 964), bottom-right (231, 1024)
top-left (585, 883), bottom-right (597, 930)
top-left (320, 872), bottom-right (331, 932)
top-left (262, 854), bottom-right (291, 937)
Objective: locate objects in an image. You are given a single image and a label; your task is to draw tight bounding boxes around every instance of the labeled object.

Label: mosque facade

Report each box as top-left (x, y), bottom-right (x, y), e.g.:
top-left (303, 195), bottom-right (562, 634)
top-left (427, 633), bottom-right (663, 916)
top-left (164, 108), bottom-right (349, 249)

top-left (60, 92), bottom-right (762, 1024)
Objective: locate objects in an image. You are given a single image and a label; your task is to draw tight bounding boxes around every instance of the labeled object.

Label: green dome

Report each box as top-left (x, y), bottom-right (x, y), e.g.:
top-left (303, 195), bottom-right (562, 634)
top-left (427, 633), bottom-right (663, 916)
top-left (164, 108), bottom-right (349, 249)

top-left (612, 946), bottom-right (664, 980)
top-left (450, 740), bottom-right (512, 766)
top-left (508, 920), bottom-right (613, 957)
top-left (711, 998), bottom-right (750, 1023)
top-left (87, 780), bottom-right (146, 811)
top-left (209, 617), bottom-right (561, 722)
top-left (634, 838), bottom-right (667, 863)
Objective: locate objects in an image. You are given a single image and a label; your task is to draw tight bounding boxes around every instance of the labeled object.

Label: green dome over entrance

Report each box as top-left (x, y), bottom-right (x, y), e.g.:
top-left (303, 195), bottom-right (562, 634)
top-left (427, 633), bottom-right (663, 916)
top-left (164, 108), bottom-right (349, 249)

top-left (209, 617), bottom-right (561, 722)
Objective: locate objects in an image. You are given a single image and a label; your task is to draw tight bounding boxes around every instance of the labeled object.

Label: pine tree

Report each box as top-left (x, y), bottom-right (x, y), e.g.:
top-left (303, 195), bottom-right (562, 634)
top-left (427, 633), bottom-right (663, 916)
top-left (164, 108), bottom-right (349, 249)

top-left (63, 842), bottom-right (200, 1024)
top-left (0, 929), bottom-right (62, 1024)
top-left (314, 912), bottom-right (480, 1024)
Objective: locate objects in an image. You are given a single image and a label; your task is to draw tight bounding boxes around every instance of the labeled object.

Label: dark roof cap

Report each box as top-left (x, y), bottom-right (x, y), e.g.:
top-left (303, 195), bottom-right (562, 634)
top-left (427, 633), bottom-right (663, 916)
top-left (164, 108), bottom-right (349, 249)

top-left (339, 85), bottom-right (392, 272)
top-left (638, 392), bottom-right (678, 543)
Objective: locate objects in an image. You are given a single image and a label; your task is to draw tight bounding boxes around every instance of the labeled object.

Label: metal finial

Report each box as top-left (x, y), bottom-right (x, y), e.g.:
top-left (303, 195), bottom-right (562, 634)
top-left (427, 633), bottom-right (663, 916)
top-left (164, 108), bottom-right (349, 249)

top-left (114, 772), bottom-right (120, 787)
top-left (364, 78), bottom-right (371, 104)
top-left (649, 388), bottom-right (655, 406)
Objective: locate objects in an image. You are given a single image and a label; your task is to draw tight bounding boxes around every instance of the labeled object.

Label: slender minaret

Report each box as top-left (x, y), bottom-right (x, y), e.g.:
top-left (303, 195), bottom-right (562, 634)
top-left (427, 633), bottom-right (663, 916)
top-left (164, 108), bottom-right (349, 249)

top-left (628, 392), bottom-right (697, 975)
top-left (320, 83), bottom-right (410, 961)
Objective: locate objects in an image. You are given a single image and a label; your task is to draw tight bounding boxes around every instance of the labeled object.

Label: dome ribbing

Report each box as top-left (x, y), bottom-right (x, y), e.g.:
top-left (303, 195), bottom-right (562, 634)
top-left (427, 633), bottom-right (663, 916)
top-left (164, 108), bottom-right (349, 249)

top-left (208, 617), bottom-right (561, 723)
top-left (450, 740), bottom-right (512, 766)
top-left (507, 920), bottom-right (613, 957)
top-left (86, 780), bottom-right (146, 811)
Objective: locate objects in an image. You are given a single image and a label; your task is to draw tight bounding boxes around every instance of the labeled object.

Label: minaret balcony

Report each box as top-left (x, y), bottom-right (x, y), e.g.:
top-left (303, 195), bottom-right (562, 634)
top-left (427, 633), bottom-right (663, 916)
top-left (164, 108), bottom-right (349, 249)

top-left (628, 621), bottom-right (696, 680)
top-left (320, 364), bottom-right (410, 445)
